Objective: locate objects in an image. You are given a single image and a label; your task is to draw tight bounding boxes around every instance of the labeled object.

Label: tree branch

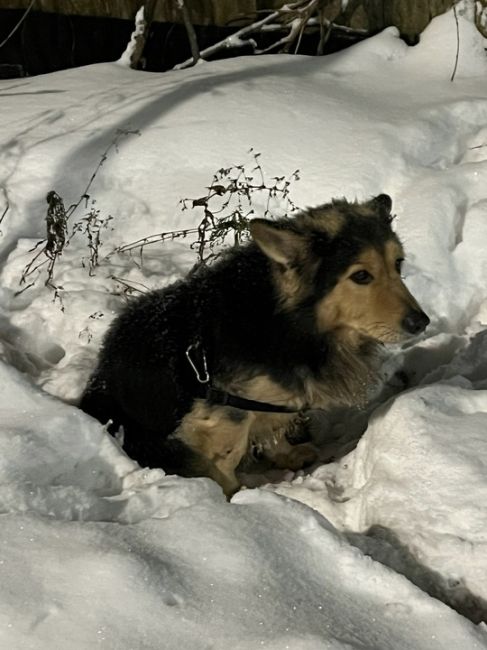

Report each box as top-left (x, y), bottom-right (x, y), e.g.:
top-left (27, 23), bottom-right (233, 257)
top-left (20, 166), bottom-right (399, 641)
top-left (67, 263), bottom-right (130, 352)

top-left (176, 0), bottom-right (200, 66)
top-left (451, 2), bottom-right (460, 82)
top-left (173, 0), bottom-right (367, 70)
top-left (125, 0), bottom-right (159, 70)
top-left (0, 0), bottom-right (35, 50)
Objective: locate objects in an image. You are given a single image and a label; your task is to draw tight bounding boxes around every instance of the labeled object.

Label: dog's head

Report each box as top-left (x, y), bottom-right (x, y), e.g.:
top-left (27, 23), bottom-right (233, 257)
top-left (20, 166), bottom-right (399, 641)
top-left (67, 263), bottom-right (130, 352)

top-left (249, 194), bottom-right (429, 345)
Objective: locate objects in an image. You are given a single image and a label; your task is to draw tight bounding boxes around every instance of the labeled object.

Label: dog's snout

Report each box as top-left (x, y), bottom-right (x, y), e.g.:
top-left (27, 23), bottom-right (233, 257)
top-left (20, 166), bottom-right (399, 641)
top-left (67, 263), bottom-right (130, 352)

top-left (402, 309), bottom-right (430, 335)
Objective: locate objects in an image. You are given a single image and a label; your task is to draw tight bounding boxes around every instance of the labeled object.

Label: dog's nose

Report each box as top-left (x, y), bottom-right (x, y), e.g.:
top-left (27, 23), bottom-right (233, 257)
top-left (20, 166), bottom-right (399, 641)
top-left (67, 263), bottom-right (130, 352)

top-left (402, 309), bottom-right (430, 335)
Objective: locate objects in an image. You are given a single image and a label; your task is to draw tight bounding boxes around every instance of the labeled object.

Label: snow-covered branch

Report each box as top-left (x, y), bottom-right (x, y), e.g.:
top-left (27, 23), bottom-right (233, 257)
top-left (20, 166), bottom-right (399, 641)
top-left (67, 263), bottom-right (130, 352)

top-left (119, 0), bottom-right (159, 70)
top-left (174, 0), bottom-right (367, 70)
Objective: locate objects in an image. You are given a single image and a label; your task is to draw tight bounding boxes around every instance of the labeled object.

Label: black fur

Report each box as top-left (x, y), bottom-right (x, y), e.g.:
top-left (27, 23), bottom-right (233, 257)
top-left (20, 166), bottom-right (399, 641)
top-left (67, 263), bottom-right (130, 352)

top-left (80, 195), bottom-right (404, 478)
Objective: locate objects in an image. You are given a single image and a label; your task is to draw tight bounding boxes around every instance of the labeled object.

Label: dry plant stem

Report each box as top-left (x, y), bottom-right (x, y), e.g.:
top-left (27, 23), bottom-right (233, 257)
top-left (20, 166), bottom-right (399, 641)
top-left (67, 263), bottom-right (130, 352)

top-left (71, 209), bottom-right (114, 276)
top-left (115, 227), bottom-right (200, 254)
top-left (17, 129), bottom-right (139, 293)
top-left (110, 275), bottom-right (151, 295)
top-left (66, 129), bottom-right (140, 219)
top-left (117, 150), bottom-right (300, 265)
top-left (18, 191), bottom-right (68, 291)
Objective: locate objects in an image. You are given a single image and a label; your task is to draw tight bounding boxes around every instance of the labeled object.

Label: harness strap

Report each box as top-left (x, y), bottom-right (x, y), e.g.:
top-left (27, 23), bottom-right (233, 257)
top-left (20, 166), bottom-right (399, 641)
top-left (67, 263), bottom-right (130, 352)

top-left (205, 386), bottom-right (300, 414)
top-left (186, 342), bottom-right (301, 414)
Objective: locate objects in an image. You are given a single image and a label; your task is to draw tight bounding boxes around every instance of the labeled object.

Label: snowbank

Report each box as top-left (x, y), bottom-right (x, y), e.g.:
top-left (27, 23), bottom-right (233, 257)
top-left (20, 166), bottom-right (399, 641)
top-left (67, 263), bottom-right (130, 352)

top-left (1, 5), bottom-right (487, 649)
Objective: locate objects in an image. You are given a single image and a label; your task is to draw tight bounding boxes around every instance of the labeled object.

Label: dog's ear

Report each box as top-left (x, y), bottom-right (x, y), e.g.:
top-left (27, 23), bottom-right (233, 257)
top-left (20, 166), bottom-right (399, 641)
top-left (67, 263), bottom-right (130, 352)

top-left (249, 219), bottom-right (307, 266)
top-left (368, 194), bottom-right (393, 218)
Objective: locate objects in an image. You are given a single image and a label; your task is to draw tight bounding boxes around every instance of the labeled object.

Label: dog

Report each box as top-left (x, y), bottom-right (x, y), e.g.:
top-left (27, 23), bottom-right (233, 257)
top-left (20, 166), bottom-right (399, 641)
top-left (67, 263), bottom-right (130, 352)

top-left (80, 194), bottom-right (429, 496)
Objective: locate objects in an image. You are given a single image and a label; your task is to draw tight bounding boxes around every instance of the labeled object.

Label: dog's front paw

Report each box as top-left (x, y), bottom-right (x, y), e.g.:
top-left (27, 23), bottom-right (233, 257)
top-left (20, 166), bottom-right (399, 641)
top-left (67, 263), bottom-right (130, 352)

top-left (285, 412), bottom-right (312, 445)
top-left (273, 443), bottom-right (318, 471)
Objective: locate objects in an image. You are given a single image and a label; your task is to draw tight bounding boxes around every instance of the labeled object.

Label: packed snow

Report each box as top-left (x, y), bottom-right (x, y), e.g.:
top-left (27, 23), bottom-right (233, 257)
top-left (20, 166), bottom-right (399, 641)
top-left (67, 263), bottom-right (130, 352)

top-left (1, 5), bottom-right (487, 649)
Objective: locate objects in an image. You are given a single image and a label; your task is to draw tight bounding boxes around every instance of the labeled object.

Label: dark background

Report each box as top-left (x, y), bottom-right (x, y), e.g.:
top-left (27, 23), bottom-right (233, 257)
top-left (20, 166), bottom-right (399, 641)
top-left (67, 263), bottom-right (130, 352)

top-left (0, 8), bottom-right (365, 78)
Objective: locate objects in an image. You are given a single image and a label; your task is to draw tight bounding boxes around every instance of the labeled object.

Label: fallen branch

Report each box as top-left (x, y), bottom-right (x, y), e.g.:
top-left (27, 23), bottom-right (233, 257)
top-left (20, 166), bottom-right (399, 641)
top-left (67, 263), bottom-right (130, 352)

top-left (174, 0), bottom-right (367, 69)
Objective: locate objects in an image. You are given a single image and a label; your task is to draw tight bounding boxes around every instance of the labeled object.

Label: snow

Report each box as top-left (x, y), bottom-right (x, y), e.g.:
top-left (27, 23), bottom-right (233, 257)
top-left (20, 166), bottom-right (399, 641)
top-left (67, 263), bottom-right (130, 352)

top-left (118, 5), bottom-right (146, 68)
top-left (1, 5), bottom-right (487, 648)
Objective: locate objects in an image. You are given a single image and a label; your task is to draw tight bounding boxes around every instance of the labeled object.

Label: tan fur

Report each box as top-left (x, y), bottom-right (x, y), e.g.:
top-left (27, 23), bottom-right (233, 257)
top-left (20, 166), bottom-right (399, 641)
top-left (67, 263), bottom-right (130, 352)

top-left (176, 236), bottom-right (417, 497)
top-left (316, 241), bottom-right (420, 343)
top-left (296, 206), bottom-right (345, 236)
top-left (181, 358), bottom-right (377, 496)
top-left (228, 375), bottom-right (305, 410)
top-left (175, 391), bottom-right (319, 497)
top-left (272, 264), bottom-right (315, 310)
top-left (176, 400), bottom-right (253, 496)
top-left (248, 220), bottom-right (318, 310)
top-left (228, 359), bottom-right (374, 413)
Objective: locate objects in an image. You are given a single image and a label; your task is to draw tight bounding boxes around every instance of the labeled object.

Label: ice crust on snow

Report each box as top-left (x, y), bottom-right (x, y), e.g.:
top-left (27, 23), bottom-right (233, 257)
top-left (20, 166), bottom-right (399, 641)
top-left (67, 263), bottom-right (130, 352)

top-left (1, 6), bottom-right (487, 649)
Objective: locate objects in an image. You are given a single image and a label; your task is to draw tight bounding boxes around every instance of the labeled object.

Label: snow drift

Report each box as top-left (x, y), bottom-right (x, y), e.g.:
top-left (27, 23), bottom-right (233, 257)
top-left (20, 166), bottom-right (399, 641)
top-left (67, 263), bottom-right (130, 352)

top-left (1, 5), bottom-right (487, 649)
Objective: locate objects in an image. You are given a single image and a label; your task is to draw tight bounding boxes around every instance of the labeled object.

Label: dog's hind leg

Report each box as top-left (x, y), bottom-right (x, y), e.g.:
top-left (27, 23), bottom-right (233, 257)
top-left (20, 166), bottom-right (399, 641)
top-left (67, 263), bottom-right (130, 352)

top-left (174, 400), bottom-right (253, 497)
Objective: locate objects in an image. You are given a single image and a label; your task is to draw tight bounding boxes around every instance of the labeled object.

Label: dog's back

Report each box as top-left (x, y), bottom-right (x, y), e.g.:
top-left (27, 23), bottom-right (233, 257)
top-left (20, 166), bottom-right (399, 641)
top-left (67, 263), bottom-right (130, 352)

top-left (80, 246), bottom-right (278, 481)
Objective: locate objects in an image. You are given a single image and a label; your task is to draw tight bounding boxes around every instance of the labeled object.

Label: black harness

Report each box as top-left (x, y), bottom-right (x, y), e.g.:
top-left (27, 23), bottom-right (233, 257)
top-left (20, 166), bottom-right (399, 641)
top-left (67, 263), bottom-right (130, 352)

top-left (185, 342), bottom-right (300, 414)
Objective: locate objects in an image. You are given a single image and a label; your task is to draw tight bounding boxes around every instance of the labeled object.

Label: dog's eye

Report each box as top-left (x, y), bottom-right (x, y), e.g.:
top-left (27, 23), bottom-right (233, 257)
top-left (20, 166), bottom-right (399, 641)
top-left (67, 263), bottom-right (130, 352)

top-left (350, 270), bottom-right (373, 285)
top-left (395, 258), bottom-right (404, 274)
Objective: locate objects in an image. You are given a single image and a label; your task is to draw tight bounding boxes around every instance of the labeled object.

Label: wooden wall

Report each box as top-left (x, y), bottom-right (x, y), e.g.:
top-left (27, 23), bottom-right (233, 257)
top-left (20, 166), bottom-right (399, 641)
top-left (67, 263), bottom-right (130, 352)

top-left (0, 0), bottom-right (456, 38)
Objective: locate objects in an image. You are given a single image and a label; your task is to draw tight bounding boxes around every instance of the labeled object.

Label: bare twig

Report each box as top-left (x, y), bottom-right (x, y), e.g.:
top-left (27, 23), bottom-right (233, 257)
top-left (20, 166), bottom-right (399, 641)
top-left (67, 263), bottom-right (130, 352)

top-left (110, 275), bottom-right (151, 295)
top-left (0, 188), bottom-right (9, 234)
top-left (317, 9), bottom-right (334, 55)
top-left (0, 0), bottom-right (35, 50)
top-left (257, 18), bottom-right (303, 54)
top-left (66, 128), bottom-right (140, 219)
top-left (451, 2), bottom-right (460, 82)
top-left (174, 8), bottom-right (281, 68)
top-left (176, 0), bottom-right (200, 66)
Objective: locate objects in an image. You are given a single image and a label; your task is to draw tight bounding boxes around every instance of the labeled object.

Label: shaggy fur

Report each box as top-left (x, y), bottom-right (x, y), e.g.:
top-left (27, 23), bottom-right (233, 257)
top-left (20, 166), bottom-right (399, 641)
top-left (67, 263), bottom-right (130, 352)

top-left (80, 194), bottom-right (429, 495)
